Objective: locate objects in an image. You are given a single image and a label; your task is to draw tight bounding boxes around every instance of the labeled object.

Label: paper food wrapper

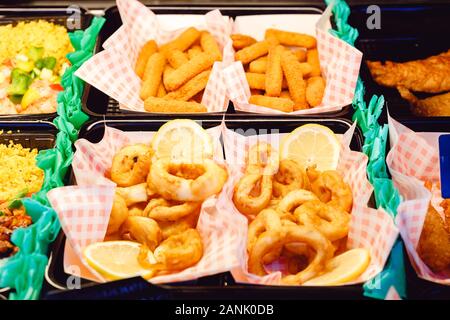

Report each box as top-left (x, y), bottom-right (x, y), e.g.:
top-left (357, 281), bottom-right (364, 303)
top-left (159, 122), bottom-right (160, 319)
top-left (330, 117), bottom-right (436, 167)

top-left (222, 4), bottom-right (362, 115)
top-left (217, 122), bottom-right (398, 285)
top-left (387, 115), bottom-right (450, 285)
top-left (47, 125), bottom-right (242, 284)
top-left (75, 0), bottom-right (234, 113)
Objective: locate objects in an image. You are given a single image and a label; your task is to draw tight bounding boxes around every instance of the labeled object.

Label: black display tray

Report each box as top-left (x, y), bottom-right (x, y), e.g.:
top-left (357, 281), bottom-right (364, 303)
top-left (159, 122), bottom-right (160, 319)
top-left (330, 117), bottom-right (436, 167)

top-left (81, 4), bottom-right (352, 119)
top-left (0, 6), bottom-right (92, 121)
top-left (349, 3), bottom-right (450, 125)
top-left (44, 117), bottom-right (367, 300)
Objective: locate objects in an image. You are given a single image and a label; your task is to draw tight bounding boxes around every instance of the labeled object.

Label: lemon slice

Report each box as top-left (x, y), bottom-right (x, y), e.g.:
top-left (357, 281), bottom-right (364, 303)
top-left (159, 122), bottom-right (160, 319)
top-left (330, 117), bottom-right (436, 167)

top-left (84, 241), bottom-right (155, 280)
top-left (303, 248), bottom-right (371, 286)
top-left (280, 124), bottom-right (340, 171)
top-left (151, 119), bottom-right (213, 163)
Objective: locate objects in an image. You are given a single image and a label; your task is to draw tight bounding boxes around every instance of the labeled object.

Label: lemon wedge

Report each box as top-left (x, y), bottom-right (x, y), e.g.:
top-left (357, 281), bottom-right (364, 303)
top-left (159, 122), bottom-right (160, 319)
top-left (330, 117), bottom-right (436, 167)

top-left (280, 124), bottom-right (340, 171)
top-left (151, 119), bottom-right (213, 163)
top-left (303, 248), bottom-right (371, 286)
top-left (83, 241), bottom-right (156, 281)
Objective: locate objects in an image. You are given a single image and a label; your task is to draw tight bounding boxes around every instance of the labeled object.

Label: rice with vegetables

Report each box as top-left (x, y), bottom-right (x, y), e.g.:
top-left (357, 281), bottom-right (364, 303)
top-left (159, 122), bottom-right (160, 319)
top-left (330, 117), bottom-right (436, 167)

top-left (0, 20), bottom-right (74, 114)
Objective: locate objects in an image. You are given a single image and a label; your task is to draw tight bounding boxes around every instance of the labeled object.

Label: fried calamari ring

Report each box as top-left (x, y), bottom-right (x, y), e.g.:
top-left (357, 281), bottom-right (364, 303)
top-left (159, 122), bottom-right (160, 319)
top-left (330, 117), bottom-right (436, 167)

top-left (281, 225), bottom-right (334, 285)
top-left (273, 159), bottom-right (308, 198)
top-left (158, 208), bottom-right (200, 240)
top-left (294, 200), bottom-right (350, 241)
top-left (233, 173), bottom-right (273, 217)
top-left (154, 228), bottom-right (203, 271)
top-left (310, 170), bottom-right (353, 212)
top-left (248, 228), bottom-right (285, 276)
top-left (143, 197), bottom-right (201, 221)
top-left (246, 142), bottom-right (279, 176)
top-left (247, 209), bottom-right (282, 258)
top-left (119, 216), bottom-right (162, 251)
top-left (276, 189), bottom-right (318, 214)
top-left (116, 183), bottom-right (149, 206)
top-left (111, 144), bottom-right (152, 187)
top-left (106, 193), bottom-right (129, 235)
top-left (150, 159), bottom-right (227, 202)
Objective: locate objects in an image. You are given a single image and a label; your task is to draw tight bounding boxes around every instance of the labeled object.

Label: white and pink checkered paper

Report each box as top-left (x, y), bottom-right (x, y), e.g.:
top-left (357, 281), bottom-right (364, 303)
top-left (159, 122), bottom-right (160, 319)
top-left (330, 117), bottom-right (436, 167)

top-left (47, 124), bottom-right (243, 284)
top-left (75, 0), bottom-right (234, 113)
top-left (387, 115), bottom-right (450, 285)
top-left (217, 122), bottom-right (398, 285)
top-left (223, 4), bottom-right (362, 115)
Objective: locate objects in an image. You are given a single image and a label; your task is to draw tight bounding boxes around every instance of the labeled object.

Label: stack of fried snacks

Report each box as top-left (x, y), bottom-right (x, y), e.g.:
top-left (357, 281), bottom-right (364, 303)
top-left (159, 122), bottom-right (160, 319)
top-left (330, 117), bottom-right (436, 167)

top-left (232, 143), bottom-right (354, 285)
top-left (232, 28), bottom-right (326, 112)
top-left (106, 142), bottom-right (228, 278)
top-left (135, 27), bottom-right (223, 113)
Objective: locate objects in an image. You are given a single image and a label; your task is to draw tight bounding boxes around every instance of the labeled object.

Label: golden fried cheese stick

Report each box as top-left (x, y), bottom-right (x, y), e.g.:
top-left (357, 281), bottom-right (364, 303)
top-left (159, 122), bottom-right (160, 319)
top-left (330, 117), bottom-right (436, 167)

top-left (231, 34), bottom-right (257, 50)
top-left (157, 83), bottom-right (167, 97)
top-left (245, 72), bottom-right (266, 90)
top-left (163, 66), bottom-right (174, 89)
top-left (144, 97), bottom-right (207, 113)
top-left (165, 70), bottom-right (211, 101)
top-left (160, 27), bottom-right (201, 54)
top-left (306, 76), bottom-right (325, 107)
top-left (307, 49), bottom-right (321, 77)
top-left (187, 45), bottom-right (202, 59)
top-left (135, 40), bottom-right (158, 79)
top-left (265, 29), bottom-right (316, 49)
top-left (167, 50), bottom-right (189, 68)
top-left (140, 53), bottom-right (166, 100)
top-left (200, 31), bottom-right (222, 61)
top-left (292, 49), bottom-right (307, 62)
top-left (265, 45), bottom-right (284, 97)
top-left (164, 52), bottom-right (215, 91)
top-left (248, 57), bottom-right (268, 74)
top-left (235, 40), bottom-right (271, 65)
top-left (280, 90), bottom-right (291, 99)
top-left (249, 95), bottom-right (294, 112)
top-left (281, 50), bottom-right (308, 110)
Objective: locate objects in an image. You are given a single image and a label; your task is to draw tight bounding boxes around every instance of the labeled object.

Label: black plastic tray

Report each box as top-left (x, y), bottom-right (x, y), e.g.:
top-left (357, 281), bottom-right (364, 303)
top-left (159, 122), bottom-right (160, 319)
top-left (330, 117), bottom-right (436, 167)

top-left (0, 6), bottom-right (92, 121)
top-left (81, 4), bottom-right (352, 120)
top-left (349, 4), bottom-right (450, 125)
top-left (44, 117), bottom-right (367, 300)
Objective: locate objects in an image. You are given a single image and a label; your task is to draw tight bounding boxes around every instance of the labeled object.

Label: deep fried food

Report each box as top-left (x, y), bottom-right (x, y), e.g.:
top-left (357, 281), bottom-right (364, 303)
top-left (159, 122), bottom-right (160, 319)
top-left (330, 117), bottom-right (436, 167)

top-left (111, 144), bottom-right (152, 187)
top-left (233, 174), bottom-right (273, 218)
top-left (273, 159), bottom-right (308, 198)
top-left (106, 193), bottom-right (129, 235)
top-left (116, 183), bottom-right (149, 206)
top-left (235, 40), bottom-right (271, 65)
top-left (248, 227), bottom-right (285, 276)
top-left (397, 87), bottom-right (450, 117)
top-left (231, 34), bottom-right (257, 50)
top-left (119, 216), bottom-right (162, 251)
top-left (135, 40), bottom-right (158, 79)
top-left (158, 208), bottom-right (200, 240)
top-left (248, 57), bottom-right (267, 74)
top-left (294, 200), bottom-right (350, 241)
top-left (165, 70), bottom-right (211, 101)
top-left (143, 197), bottom-right (201, 221)
top-left (187, 45), bottom-right (202, 59)
top-left (265, 45), bottom-right (284, 97)
top-left (140, 52), bottom-right (166, 100)
top-left (249, 95), bottom-right (294, 112)
top-left (292, 49), bottom-right (307, 62)
top-left (150, 159), bottom-right (227, 201)
top-left (367, 50), bottom-right (450, 93)
top-left (128, 203), bottom-right (147, 217)
top-left (265, 29), bottom-right (316, 49)
top-left (156, 83), bottom-right (167, 97)
top-left (144, 96), bottom-right (207, 113)
top-left (200, 31), bottom-right (222, 61)
top-left (247, 208), bottom-right (282, 254)
top-left (159, 27), bottom-right (201, 54)
top-left (245, 72), bottom-right (266, 90)
top-left (277, 190), bottom-right (319, 215)
top-left (306, 76), bottom-right (325, 107)
top-left (246, 142), bottom-right (279, 176)
top-left (154, 228), bottom-right (203, 271)
top-left (164, 52), bottom-right (215, 91)
top-left (281, 50), bottom-right (308, 110)
top-left (167, 50), bottom-right (189, 69)
top-left (310, 171), bottom-right (353, 213)
top-left (306, 49), bottom-right (321, 77)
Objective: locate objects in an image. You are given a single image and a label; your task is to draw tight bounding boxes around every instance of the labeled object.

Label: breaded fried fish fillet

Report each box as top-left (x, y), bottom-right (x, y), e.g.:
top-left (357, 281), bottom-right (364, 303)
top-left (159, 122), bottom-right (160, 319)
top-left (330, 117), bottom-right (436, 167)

top-left (397, 87), bottom-right (450, 117)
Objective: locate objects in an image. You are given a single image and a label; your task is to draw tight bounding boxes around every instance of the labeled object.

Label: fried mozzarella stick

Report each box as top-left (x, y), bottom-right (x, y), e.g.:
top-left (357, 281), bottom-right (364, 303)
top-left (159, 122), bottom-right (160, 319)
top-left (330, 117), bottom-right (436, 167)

top-left (265, 28), bottom-right (316, 49)
top-left (307, 49), bottom-right (321, 77)
top-left (249, 58), bottom-right (312, 76)
top-left (144, 97), bottom-right (207, 113)
top-left (187, 45), bottom-right (202, 59)
top-left (135, 40), bottom-right (158, 79)
top-left (306, 76), bottom-right (325, 107)
top-left (231, 34), bottom-right (257, 50)
top-left (265, 45), bottom-right (284, 96)
top-left (200, 31), bottom-right (222, 61)
top-left (249, 95), bottom-right (294, 112)
top-left (160, 27), bottom-right (201, 54)
top-left (235, 40), bottom-right (271, 65)
top-left (167, 50), bottom-right (189, 68)
top-left (292, 49), bottom-right (307, 62)
top-left (157, 84), bottom-right (167, 97)
top-left (165, 70), bottom-right (211, 101)
top-left (163, 66), bottom-right (174, 89)
top-left (245, 72), bottom-right (266, 90)
top-left (164, 52), bottom-right (215, 91)
top-left (140, 53), bottom-right (166, 100)
top-left (281, 51), bottom-right (308, 110)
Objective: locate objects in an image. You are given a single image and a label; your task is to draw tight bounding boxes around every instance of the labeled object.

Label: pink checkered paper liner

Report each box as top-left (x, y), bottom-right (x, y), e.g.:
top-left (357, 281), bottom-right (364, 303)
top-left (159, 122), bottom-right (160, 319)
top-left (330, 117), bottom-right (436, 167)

top-left (216, 122), bottom-right (398, 285)
top-left (387, 115), bottom-right (450, 285)
top-left (75, 0), bottom-right (234, 113)
top-left (47, 124), bottom-right (243, 284)
top-left (222, 4), bottom-right (362, 115)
